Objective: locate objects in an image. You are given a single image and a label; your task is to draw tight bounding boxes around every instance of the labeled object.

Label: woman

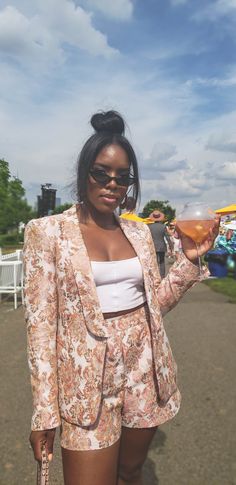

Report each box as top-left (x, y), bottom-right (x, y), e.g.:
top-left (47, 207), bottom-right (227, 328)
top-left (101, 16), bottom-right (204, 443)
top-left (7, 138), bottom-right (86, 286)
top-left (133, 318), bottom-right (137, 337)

top-left (24, 110), bottom-right (219, 485)
top-left (215, 227), bottom-right (236, 254)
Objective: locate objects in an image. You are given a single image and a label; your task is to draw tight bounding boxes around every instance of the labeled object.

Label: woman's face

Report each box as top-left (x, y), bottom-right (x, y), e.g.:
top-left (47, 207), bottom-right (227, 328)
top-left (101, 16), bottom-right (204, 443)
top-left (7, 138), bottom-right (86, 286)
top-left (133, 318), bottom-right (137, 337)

top-left (86, 144), bottom-right (131, 214)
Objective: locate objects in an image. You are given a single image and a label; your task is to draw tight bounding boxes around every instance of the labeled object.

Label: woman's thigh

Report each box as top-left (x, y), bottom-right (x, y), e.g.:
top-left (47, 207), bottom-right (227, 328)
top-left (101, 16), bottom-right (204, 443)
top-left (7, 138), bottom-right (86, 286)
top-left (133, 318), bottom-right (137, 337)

top-left (118, 426), bottom-right (157, 480)
top-left (61, 438), bottom-right (120, 485)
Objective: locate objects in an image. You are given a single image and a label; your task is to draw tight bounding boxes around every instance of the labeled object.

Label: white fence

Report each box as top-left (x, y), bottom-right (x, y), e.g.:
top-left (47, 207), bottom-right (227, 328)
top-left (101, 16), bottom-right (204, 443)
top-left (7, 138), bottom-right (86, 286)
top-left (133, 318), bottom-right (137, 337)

top-left (0, 249), bottom-right (24, 309)
top-left (0, 248), bottom-right (22, 261)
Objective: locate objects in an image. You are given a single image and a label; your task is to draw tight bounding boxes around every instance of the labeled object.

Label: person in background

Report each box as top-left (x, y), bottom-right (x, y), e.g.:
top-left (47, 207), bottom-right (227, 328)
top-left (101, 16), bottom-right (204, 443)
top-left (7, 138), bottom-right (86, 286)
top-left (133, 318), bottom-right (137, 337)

top-left (214, 226), bottom-right (236, 254)
top-left (167, 222), bottom-right (182, 262)
top-left (214, 224), bottom-right (236, 279)
top-left (148, 210), bottom-right (174, 278)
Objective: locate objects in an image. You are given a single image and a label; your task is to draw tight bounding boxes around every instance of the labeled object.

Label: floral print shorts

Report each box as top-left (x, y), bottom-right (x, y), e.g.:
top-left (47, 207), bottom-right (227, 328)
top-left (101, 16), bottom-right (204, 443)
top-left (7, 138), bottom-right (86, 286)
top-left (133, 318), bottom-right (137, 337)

top-left (60, 304), bottom-right (162, 451)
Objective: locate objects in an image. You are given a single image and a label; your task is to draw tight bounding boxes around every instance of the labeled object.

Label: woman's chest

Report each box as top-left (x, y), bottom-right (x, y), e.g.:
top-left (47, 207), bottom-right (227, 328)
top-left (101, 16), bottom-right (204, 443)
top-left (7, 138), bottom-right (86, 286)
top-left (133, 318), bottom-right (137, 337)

top-left (80, 225), bottom-right (137, 261)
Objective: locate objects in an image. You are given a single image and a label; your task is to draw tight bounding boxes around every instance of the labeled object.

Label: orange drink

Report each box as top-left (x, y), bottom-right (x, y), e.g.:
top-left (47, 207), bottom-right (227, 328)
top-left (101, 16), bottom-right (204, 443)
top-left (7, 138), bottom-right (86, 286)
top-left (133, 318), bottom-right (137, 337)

top-left (176, 219), bottom-right (215, 244)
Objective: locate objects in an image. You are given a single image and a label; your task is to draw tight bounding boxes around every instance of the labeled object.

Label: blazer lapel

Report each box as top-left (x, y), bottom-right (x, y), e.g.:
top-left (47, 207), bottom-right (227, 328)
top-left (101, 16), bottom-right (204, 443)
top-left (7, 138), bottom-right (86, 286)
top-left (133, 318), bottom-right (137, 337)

top-left (61, 205), bottom-right (109, 338)
top-left (61, 206), bottom-right (156, 337)
top-left (118, 217), bottom-right (157, 308)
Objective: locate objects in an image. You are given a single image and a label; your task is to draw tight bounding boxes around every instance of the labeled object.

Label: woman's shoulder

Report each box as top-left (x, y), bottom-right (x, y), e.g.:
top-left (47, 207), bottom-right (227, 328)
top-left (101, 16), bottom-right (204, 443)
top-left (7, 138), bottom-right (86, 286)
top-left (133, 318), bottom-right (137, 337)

top-left (26, 213), bottom-right (62, 229)
top-left (26, 205), bottom-right (75, 231)
top-left (25, 212), bottom-right (68, 241)
top-left (119, 216), bottom-right (151, 236)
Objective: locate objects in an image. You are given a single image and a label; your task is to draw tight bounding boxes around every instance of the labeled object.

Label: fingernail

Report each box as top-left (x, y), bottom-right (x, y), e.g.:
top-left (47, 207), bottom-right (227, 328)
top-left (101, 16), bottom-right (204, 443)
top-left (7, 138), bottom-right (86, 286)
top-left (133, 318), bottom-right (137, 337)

top-left (48, 454), bottom-right (53, 462)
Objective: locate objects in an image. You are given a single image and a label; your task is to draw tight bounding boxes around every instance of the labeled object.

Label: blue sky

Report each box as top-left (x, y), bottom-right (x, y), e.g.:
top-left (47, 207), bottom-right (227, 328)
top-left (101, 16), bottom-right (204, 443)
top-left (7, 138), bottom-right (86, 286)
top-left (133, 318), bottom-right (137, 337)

top-left (0, 0), bottom-right (236, 212)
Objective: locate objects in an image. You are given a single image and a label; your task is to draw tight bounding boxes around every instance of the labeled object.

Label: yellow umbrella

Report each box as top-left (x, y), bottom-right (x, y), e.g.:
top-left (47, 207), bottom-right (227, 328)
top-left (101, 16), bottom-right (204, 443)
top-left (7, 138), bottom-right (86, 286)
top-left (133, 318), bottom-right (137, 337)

top-left (215, 204), bottom-right (236, 215)
top-left (120, 212), bottom-right (154, 224)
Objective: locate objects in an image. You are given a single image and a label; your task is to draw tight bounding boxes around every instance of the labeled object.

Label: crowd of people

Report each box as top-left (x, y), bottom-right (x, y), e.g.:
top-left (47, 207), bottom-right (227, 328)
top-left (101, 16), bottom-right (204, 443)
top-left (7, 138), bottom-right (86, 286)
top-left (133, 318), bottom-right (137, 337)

top-left (146, 211), bottom-right (236, 280)
top-left (214, 221), bottom-right (236, 254)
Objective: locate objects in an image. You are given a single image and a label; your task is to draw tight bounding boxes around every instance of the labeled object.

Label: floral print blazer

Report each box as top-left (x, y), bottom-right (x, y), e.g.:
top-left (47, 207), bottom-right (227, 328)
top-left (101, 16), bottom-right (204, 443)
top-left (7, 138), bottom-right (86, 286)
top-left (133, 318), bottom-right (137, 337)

top-left (23, 204), bottom-right (203, 431)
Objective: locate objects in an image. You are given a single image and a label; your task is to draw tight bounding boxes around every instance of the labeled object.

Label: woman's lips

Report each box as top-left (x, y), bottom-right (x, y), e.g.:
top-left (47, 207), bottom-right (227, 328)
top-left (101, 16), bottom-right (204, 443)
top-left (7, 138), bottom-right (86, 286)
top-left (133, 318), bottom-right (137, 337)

top-left (100, 195), bottom-right (118, 204)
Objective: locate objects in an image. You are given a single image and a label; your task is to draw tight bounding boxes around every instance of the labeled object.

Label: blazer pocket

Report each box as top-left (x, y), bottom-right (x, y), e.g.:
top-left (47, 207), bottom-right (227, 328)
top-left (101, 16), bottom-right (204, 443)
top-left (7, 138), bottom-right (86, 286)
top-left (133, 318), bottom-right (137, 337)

top-left (57, 337), bottom-right (107, 427)
top-left (150, 322), bottom-right (178, 406)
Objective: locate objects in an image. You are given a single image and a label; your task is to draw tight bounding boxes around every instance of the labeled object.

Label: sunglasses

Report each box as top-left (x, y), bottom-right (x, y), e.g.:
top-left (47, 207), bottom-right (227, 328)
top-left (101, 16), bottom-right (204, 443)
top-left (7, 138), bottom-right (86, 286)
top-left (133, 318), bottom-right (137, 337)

top-left (89, 169), bottom-right (135, 187)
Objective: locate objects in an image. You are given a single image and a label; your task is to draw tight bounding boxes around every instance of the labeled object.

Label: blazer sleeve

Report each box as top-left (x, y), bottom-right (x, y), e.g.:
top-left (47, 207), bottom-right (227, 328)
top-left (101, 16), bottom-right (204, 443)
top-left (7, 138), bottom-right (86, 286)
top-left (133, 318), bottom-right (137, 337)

top-left (145, 224), bottom-right (209, 316)
top-left (23, 219), bottom-right (61, 431)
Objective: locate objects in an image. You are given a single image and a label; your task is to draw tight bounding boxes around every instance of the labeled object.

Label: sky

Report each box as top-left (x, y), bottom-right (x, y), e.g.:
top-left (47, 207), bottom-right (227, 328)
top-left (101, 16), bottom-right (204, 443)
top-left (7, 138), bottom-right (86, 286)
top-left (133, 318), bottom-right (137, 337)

top-left (0, 0), bottom-right (236, 213)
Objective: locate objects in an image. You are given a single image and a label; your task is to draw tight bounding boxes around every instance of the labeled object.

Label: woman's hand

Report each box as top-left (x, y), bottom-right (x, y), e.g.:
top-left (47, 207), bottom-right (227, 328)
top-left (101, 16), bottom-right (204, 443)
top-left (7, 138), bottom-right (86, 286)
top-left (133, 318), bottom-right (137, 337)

top-left (178, 215), bottom-right (220, 263)
top-left (29, 428), bottom-right (56, 462)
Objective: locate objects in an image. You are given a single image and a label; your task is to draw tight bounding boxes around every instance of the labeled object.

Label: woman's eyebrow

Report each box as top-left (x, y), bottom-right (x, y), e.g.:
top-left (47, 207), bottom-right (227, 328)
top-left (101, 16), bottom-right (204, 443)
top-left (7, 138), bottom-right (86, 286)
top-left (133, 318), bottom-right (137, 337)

top-left (93, 163), bottom-right (130, 172)
top-left (93, 163), bottom-right (110, 169)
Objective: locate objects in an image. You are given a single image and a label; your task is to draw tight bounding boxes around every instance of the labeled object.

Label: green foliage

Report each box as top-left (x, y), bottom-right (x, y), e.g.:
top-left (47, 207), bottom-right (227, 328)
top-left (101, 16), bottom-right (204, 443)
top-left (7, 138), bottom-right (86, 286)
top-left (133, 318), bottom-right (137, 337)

top-left (52, 203), bottom-right (73, 215)
top-left (0, 159), bottom-right (36, 234)
top-left (0, 231), bottom-right (24, 246)
top-left (204, 275), bottom-right (236, 304)
top-left (142, 199), bottom-right (176, 222)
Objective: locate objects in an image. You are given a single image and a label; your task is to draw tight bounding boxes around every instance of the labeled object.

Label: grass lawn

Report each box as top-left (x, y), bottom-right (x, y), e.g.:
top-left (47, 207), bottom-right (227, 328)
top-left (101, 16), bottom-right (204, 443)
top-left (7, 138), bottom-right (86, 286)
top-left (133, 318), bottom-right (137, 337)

top-left (1, 244), bottom-right (23, 255)
top-left (204, 273), bottom-right (236, 304)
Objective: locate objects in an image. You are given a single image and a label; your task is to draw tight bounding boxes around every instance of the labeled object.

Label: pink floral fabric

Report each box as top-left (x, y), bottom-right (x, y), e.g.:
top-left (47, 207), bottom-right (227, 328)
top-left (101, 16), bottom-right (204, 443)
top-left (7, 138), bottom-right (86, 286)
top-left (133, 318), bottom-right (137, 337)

top-left (23, 204), bottom-right (207, 433)
top-left (61, 304), bottom-right (181, 450)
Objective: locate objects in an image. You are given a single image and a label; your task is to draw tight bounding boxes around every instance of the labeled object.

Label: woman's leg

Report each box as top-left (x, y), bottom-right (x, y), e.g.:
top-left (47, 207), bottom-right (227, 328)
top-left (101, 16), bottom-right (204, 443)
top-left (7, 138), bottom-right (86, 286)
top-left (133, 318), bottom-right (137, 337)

top-left (61, 438), bottom-right (120, 485)
top-left (117, 426), bottom-right (157, 485)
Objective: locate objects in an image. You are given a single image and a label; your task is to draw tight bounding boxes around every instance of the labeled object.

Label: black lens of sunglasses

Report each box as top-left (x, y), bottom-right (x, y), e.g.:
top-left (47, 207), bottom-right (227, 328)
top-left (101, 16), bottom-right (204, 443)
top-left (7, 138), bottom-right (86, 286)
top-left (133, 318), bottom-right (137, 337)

top-left (90, 170), bottom-right (135, 187)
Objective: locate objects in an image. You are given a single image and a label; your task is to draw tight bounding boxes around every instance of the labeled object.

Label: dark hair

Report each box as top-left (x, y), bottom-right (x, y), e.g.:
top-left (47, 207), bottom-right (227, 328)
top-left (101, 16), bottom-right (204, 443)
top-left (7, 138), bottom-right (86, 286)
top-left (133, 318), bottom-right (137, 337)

top-left (76, 110), bottom-right (140, 208)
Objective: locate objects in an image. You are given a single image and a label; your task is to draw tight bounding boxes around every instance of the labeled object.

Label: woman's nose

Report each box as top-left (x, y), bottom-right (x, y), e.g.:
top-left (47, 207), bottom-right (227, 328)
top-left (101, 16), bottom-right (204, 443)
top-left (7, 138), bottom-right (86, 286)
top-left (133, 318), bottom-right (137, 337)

top-left (106, 176), bottom-right (118, 188)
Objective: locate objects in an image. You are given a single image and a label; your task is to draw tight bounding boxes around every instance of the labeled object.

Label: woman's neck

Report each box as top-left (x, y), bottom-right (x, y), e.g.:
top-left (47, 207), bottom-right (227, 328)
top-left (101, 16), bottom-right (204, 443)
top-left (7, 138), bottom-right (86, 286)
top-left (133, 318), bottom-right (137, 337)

top-left (77, 203), bottom-right (118, 229)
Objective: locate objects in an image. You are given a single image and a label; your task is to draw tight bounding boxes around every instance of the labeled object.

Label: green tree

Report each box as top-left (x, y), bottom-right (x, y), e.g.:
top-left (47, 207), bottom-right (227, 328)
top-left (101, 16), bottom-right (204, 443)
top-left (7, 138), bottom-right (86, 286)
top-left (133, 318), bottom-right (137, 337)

top-left (0, 159), bottom-right (36, 234)
top-left (52, 203), bottom-right (73, 215)
top-left (142, 199), bottom-right (176, 222)
top-left (0, 159), bottom-right (10, 213)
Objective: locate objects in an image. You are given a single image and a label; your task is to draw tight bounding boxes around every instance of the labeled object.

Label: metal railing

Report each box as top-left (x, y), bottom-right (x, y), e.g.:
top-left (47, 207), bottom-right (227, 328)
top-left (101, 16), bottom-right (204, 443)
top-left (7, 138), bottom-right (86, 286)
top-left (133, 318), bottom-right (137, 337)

top-left (0, 249), bottom-right (24, 309)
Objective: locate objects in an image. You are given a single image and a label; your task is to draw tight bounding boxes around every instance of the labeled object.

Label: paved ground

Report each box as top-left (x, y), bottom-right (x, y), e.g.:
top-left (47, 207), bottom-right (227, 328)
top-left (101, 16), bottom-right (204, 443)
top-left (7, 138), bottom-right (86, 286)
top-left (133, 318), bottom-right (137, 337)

top-left (0, 280), bottom-right (236, 485)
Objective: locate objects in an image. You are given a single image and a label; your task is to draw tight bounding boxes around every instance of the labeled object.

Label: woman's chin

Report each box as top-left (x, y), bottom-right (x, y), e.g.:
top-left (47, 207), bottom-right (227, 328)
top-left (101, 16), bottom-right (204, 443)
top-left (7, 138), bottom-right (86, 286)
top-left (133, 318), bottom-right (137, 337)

top-left (94, 201), bottom-right (120, 214)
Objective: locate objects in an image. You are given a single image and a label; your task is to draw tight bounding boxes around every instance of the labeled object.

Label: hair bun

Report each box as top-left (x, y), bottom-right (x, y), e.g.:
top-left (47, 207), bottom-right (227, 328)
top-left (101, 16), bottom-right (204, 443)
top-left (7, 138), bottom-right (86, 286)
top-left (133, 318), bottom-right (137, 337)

top-left (91, 110), bottom-right (125, 135)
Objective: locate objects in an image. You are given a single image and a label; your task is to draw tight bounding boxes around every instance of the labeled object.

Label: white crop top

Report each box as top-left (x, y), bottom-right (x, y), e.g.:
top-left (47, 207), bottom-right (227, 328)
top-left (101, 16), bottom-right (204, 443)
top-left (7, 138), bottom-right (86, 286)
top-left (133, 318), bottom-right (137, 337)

top-left (90, 256), bottom-right (146, 313)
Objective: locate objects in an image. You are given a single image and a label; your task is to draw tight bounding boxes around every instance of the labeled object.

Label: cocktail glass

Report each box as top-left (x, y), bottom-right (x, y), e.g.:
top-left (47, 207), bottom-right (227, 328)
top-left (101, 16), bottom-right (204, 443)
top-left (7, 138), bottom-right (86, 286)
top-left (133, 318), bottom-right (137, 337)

top-left (176, 202), bottom-right (215, 277)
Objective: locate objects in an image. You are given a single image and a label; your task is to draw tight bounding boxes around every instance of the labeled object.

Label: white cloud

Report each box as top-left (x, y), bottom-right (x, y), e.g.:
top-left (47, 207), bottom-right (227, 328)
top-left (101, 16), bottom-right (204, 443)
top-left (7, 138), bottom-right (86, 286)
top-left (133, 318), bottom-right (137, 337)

top-left (140, 159), bottom-right (188, 179)
top-left (0, 1), bottom-right (118, 67)
top-left (37, 0), bottom-right (119, 58)
top-left (216, 161), bottom-right (236, 179)
top-left (189, 171), bottom-right (213, 190)
top-left (214, 0), bottom-right (236, 15)
top-left (191, 67), bottom-right (236, 88)
top-left (1, 1), bottom-right (235, 212)
top-left (150, 142), bottom-right (177, 161)
top-left (0, 6), bottom-right (62, 66)
top-left (86, 0), bottom-right (133, 20)
top-left (193, 0), bottom-right (236, 22)
top-left (206, 134), bottom-right (236, 153)
top-left (157, 159), bottom-right (188, 172)
top-left (144, 42), bottom-right (208, 61)
top-left (141, 176), bottom-right (202, 206)
top-left (140, 143), bottom-right (188, 174)
top-left (140, 142), bottom-right (188, 180)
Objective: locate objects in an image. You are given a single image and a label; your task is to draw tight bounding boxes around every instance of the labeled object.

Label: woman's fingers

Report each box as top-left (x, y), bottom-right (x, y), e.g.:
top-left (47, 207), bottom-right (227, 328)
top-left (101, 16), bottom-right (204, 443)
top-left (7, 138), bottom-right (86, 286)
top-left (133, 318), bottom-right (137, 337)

top-left (207, 216), bottom-right (220, 247)
top-left (46, 428), bottom-right (56, 462)
top-left (29, 429), bottom-right (56, 462)
top-left (29, 431), bottom-right (46, 462)
top-left (213, 216), bottom-right (220, 238)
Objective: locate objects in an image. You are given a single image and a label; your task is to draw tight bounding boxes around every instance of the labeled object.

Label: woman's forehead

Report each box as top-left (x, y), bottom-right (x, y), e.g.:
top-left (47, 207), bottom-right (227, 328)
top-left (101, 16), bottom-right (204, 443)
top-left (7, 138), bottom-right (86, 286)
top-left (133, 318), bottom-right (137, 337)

top-left (94, 144), bottom-right (130, 169)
